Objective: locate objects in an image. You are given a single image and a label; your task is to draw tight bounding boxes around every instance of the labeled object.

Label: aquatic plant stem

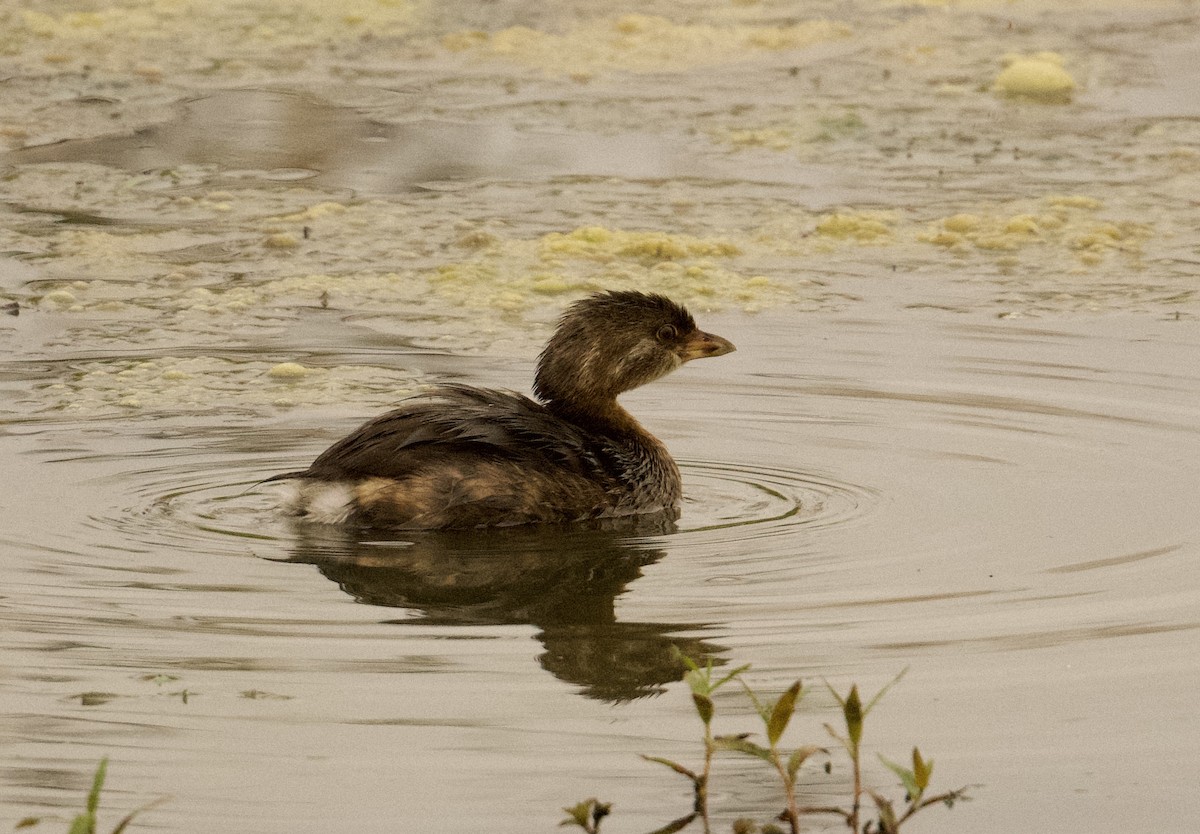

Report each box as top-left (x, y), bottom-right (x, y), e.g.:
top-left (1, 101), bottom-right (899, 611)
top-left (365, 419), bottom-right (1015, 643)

top-left (693, 692), bottom-right (716, 833)
top-left (851, 744), bottom-right (862, 832)
top-left (700, 729), bottom-right (712, 834)
top-left (674, 653), bottom-right (750, 832)
top-left (770, 753), bottom-right (800, 834)
top-left (892, 787), bottom-right (973, 829)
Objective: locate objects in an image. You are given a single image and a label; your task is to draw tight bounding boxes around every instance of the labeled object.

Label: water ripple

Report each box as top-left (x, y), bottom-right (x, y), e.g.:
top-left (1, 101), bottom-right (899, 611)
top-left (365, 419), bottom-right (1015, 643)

top-left (677, 458), bottom-right (875, 538)
top-left (80, 455), bottom-right (875, 556)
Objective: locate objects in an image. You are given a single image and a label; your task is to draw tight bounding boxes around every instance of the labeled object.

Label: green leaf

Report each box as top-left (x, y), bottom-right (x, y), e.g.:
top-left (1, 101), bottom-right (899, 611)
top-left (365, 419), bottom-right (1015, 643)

top-left (111, 796), bottom-right (168, 834)
top-left (843, 685), bottom-right (863, 747)
top-left (86, 758), bottom-right (108, 816)
top-left (641, 755), bottom-right (697, 781)
top-left (676, 650), bottom-right (710, 696)
top-left (786, 745), bottom-right (826, 781)
top-left (672, 647), bottom-right (701, 674)
top-left (14, 818), bottom-right (41, 829)
top-left (864, 667), bottom-right (908, 716)
top-left (67, 815), bottom-right (93, 834)
top-left (912, 747), bottom-right (933, 792)
top-left (692, 693), bottom-right (714, 725)
top-left (111, 814), bottom-right (141, 834)
top-left (879, 754), bottom-right (919, 800)
top-left (713, 735), bottom-right (773, 763)
top-left (711, 663), bottom-right (752, 692)
top-left (739, 679), bottom-right (770, 723)
top-left (823, 679), bottom-right (844, 705)
top-left (767, 681), bottom-right (802, 747)
top-left (560, 799), bottom-right (595, 828)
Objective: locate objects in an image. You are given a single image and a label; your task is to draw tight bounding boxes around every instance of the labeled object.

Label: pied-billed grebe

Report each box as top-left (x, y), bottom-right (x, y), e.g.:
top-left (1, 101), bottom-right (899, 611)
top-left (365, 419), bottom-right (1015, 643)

top-left (270, 290), bottom-right (734, 528)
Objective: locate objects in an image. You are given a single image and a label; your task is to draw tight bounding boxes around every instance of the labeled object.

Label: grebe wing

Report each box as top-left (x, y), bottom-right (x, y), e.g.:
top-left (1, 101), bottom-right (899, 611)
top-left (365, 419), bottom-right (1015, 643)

top-left (298, 385), bottom-right (608, 481)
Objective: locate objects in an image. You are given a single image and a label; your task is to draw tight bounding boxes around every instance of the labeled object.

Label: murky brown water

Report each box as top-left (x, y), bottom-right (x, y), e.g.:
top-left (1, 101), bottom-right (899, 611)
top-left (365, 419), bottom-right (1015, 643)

top-left (2, 1), bottom-right (1199, 832)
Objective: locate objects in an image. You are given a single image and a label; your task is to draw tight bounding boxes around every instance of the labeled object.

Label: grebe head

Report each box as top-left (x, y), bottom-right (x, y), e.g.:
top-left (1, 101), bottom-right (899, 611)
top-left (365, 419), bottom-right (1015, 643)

top-left (533, 290), bottom-right (735, 409)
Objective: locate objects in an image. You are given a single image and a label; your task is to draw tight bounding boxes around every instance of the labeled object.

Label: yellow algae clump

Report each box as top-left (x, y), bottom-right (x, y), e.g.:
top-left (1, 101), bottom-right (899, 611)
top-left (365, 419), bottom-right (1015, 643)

top-left (719, 110), bottom-right (866, 155)
top-left (21, 11), bottom-right (60, 37)
top-left (455, 230), bottom-right (501, 250)
top-left (917, 196), bottom-right (1151, 265)
top-left (13, 1), bottom-right (418, 77)
top-left (973, 235), bottom-right (1020, 251)
top-left (46, 357), bottom-right (423, 415)
top-left (493, 291), bottom-right (526, 312)
top-left (943, 214), bottom-right (981, 234)
top-left (444, 14), bottom-right (851, 75)
top-left (268, 362), bottom-right (313, 380)
top-left (530, 275), bottom-right (575, 295)
top-left (921, 214), bottom-right (979, 246)
top-left (428, 226), bottom-right (784, 315)
top-left (725, 128), bottom-right (795, 152)
top-left (541, 227), bottom-right (741, 262)
top-left (816, 212), bottom-right (893, 242)
top-left (264, 233), bottom-right (299, 249)
top-left (41, 289), bottom-right (78, 309)
top-left (920, 212), bottom-right (1041, 251)
top-left (540, 226), bottom-right (614, 257)
top-left (442, 30), bottom-right (489, 52)
top-left (1070, 222), bottom-right (1146, 253)
top-left (1046, 194), bottom-right (1102, 210)
top-left (922, 230), bottom-right (964, 248)
top-left (994, 53), bottom-right (1075, 102)
top-left (617, 235), bottom-right (689, 260)
top-left (1004, 215), bottom-right (1040, 235)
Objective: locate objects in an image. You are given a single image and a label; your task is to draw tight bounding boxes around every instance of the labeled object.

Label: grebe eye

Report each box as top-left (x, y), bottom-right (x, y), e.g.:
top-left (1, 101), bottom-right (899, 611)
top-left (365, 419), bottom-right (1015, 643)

top-left (656, 324), bottom-right (679, 342)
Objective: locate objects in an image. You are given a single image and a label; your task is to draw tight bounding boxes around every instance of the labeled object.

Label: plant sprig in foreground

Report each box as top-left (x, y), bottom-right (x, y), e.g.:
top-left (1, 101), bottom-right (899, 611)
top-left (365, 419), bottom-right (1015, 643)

top-left (16, 758), bottom-right (162, 834)
top-left (563, 657), bottom-right (971, 834)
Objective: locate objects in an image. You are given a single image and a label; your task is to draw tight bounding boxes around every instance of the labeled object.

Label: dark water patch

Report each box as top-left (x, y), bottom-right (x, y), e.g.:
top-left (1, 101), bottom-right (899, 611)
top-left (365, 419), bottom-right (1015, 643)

top-left (1045, 543), bottom-right (1183, 574)
top-left (3, 89), bottom-right (859, 201)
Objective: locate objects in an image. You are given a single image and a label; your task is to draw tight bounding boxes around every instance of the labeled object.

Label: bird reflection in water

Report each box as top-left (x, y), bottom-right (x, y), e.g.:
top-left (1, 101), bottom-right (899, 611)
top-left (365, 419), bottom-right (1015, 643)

top-left (284, 515), bottom-right (726, 702)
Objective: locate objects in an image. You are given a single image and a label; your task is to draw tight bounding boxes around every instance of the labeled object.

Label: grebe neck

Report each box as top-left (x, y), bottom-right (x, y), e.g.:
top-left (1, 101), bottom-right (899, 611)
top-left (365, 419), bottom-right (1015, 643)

top-left (545, 396), bottom-right (649, 443)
